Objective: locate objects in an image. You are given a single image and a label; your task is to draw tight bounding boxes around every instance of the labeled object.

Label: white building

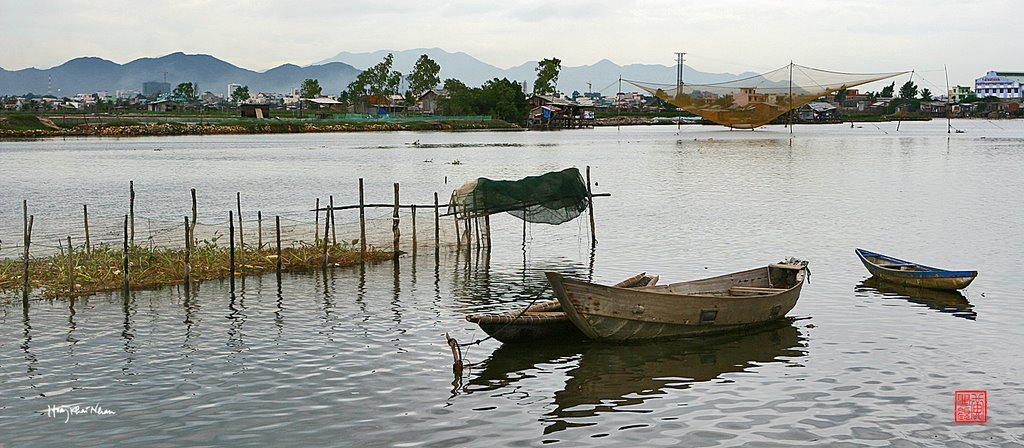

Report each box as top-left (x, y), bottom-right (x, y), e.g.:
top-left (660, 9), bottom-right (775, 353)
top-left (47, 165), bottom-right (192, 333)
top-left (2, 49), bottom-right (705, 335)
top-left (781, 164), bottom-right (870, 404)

top-left (974, 71), bottom-right (1024, 99)
top-left (227, 83), bottom-right (243, 99)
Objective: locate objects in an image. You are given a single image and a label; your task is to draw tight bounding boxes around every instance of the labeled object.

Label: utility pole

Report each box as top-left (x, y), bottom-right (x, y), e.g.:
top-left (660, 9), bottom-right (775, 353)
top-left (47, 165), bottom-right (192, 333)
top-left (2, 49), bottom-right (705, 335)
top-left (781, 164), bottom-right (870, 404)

top-left (675, 52), bottom-right (687, 91)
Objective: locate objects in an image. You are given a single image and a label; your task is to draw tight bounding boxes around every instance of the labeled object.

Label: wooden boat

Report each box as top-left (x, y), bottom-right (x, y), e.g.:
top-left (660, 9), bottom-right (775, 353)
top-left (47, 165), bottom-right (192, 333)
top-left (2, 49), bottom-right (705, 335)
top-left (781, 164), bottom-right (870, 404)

top-left (546, 262), bottom-right (807, 341)
top-left (855, 248), bottom-right (977, 290)
top-left (466, 273), bottom-right (658, 343)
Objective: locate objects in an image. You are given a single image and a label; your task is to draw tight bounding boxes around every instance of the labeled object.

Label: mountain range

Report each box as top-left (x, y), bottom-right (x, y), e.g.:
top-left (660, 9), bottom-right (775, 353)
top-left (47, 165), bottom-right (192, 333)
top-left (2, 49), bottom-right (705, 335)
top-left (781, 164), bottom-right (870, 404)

top-left (0, 49), bottom-right (755, 97)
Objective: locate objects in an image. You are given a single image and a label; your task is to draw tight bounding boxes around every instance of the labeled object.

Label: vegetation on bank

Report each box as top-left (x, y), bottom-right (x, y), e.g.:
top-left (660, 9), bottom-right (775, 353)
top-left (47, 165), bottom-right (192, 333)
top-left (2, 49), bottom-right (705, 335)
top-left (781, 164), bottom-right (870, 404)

top-left (0, 240), bottom-right (393, 299)
top-left (0, 114), bottom-right (517, 138)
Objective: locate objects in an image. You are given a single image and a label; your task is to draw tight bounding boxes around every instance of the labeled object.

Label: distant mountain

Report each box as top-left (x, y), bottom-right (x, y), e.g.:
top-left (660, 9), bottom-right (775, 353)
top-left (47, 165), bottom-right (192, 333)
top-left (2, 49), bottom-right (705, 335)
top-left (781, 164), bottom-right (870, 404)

top-left (0, 52), bottom-right (361, 96)
top-left (317, 48), bottom-right (757, 94)
top-left (1, 49), bottom-right (757, 97)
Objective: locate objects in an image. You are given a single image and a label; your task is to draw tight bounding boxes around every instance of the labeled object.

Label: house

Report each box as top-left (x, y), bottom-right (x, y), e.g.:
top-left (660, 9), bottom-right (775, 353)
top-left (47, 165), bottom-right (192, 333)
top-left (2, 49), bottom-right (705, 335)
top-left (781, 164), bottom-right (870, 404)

top-left (354, 96), bottom-right (407, 116)
top-left (527, 95), bottom-right (594, 129)
top-left (919, 101), bottom-right (949, 116)
top-left (948, 85), bottom-right (973, 103)
top-left (974, 71), bottom-right (1024, 100)
top-left (240, 104), bottom-right (270, 119)
top-left (797, 102), bottom-right (837, 122)
top-left (3, 98), bottom-right (25, 110)
top-left (417, 89), bottom-right (447, 115)
top-left (147, 99), bottom-right (179, 112)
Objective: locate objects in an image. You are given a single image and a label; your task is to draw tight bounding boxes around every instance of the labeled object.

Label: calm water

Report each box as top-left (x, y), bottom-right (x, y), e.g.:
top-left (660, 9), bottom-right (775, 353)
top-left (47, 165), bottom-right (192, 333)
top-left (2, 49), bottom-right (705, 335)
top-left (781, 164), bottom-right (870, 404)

top-left (2, 120), bottom-right (1024, 446)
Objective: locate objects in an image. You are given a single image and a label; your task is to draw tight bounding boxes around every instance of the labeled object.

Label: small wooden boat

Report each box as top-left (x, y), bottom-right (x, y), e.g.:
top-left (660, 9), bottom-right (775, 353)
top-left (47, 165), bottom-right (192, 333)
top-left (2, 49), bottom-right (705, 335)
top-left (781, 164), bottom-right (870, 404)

top-left (466, 273), bottom-right (658, 343)
top-left (546, 262), bottom-right (807, 341)
top-left (855, 248), bottom-right (977, 290)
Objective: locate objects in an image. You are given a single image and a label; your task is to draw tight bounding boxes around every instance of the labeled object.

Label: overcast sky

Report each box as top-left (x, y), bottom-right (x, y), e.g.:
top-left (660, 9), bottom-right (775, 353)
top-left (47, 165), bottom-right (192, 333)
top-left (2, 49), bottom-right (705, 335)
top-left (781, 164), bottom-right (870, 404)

top-left (1, 0), bottom-right (1017, 89)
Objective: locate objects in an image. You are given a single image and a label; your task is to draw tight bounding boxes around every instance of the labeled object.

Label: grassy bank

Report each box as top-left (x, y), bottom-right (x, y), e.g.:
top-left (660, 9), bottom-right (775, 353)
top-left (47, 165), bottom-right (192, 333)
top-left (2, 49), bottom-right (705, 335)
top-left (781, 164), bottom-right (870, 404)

top-left (0, 241), bottom-right (394, 299)
top-left (0, 113), bottom-right (517, 138)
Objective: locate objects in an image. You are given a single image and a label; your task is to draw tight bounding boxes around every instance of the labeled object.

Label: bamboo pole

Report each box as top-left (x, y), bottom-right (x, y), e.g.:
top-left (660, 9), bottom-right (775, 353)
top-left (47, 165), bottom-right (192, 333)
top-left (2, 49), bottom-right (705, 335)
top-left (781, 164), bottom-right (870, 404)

top-left (411, 204), bottom-right (417, 254)
top-left (586, 165), bottom-right (597, 245)
top-left (83, 204), bottom-right (90, 254)
top-left (122, 215), bottom-right (129, 295)
top-left (67, 236), bottom-right (74, 294)
top-left (474, 217), bottom-right (481, 250)
top-left (184, 217), bottom-right (191, 287)
top-left (330, 195), bottom-right (337, 246)
top-left (257, 211), bottom-right (263, 250)
top-left (314, 197), bottom-right (320, 243)
top-left (229, 210), bottom-right (235, 292)
top-left (359, 179), bottom-right (366, 260)
top-left (434, 192), bottom-right (440, 250)
top-left (190, 188), bottom-right (197, 247)
top-left (129, 181), bottom-right (135, 247)
top-left (275, 216), bottom-right (282, 276)
top-left (392, 183), bottom-right (400, 260)
top-left (455, 214), bottom-right (461, 249)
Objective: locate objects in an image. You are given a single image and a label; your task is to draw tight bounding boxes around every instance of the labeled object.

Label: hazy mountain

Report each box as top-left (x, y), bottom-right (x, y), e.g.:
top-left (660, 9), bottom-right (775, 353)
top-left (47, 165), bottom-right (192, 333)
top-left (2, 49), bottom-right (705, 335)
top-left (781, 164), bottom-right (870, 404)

top-left (0, 52), bottom-right (360, 96)
top-left (1, 49), bottom-right (756, 97)
top-left (317, 48), bottom-right (756, 94)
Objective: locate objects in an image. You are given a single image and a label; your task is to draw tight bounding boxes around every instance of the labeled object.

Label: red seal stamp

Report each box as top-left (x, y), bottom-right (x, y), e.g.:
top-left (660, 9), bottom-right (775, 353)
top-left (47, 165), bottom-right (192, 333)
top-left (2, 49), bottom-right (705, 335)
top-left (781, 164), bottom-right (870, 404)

top-left (954, 390), bottom-right (987, 423)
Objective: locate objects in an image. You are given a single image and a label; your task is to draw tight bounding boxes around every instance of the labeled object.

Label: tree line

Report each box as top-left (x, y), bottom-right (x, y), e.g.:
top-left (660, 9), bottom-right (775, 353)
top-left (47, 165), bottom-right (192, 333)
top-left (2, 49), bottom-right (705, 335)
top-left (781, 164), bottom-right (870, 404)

top-left (226, 54), bottom-right (564, 125)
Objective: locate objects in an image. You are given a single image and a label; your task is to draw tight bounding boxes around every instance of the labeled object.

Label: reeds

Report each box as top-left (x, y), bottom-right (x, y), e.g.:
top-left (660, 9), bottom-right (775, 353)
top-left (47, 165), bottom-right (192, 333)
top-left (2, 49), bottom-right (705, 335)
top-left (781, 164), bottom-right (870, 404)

top-left (0, 238), bottom-right (392, 299)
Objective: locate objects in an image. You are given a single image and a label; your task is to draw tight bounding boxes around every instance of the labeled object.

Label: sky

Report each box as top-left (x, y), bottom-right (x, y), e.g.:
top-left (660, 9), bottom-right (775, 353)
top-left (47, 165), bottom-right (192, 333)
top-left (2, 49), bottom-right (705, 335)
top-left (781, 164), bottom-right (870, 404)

top-left (1, 0), bottom-right (1018, 90)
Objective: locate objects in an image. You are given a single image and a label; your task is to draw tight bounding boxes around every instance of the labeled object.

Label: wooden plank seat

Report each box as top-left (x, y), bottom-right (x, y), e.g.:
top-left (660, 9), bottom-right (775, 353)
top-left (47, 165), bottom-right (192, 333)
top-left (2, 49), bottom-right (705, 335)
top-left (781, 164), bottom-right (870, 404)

top-left (729, 286), bottom-right (789, 296)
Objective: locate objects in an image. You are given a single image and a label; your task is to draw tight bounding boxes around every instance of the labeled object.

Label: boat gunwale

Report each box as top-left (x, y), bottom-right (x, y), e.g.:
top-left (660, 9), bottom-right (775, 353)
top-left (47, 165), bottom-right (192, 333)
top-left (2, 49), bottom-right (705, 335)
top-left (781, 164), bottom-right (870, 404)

top-left (568, 265), bottom-right (805, 299)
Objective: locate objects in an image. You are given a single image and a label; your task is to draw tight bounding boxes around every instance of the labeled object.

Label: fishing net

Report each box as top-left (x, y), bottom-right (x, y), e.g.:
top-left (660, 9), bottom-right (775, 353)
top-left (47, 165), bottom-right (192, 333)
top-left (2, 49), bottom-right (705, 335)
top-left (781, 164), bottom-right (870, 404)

top-left (628, 63), bottom-right (908, 128)
top-left (448, 168), bottom-right (589, 225)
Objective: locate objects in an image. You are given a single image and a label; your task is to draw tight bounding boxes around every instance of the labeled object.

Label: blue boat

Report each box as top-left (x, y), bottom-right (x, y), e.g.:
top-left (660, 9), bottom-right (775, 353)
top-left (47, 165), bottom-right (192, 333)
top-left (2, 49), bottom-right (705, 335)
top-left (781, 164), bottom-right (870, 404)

top-left (855, 248), bottom-right (977, 290)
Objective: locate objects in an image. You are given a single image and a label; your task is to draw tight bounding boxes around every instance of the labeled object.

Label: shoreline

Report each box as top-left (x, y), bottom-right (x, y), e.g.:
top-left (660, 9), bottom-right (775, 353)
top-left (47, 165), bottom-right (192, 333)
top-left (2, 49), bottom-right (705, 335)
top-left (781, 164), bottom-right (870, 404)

top-left (0, 117), bottom-right (519, 139)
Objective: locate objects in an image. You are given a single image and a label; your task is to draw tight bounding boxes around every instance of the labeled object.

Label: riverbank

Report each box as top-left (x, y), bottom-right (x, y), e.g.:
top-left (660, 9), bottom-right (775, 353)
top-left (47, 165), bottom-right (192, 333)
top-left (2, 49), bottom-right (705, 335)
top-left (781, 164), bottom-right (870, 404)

top-left (0, 114), bottom-right (518, 139)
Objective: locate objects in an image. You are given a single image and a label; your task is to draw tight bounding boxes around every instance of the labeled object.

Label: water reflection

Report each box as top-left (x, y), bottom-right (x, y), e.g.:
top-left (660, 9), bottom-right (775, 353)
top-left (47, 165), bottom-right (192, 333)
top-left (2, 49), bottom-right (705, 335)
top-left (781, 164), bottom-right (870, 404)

top-left (855, 277), bottom-right (976, 320)
top-left (544, 321), bottom-right (805, 434)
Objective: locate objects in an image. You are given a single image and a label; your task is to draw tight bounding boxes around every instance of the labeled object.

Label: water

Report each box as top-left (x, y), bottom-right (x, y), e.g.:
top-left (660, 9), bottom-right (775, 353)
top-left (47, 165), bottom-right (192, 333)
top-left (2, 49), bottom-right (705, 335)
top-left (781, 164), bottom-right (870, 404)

top-left (2, 120), bottom-right (1023, 446)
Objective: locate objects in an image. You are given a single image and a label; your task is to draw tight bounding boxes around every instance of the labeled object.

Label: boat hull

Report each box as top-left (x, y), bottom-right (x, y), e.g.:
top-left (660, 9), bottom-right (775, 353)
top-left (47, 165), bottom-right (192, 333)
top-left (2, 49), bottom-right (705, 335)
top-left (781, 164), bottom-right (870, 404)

top-left (547, 265), bottom-right (805, 341)
top-left (855, 248), bottom-right (977, 290)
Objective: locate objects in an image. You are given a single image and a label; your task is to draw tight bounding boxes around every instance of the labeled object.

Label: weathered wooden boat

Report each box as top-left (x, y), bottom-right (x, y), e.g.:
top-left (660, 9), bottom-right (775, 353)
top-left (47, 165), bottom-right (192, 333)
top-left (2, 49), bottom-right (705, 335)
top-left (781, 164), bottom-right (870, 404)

top-left (546, 262), bottom-right (807, 341)
top-left (855, 248), bottom-right (977, 290)
top-left (466, 273), bottom-right (658, 343)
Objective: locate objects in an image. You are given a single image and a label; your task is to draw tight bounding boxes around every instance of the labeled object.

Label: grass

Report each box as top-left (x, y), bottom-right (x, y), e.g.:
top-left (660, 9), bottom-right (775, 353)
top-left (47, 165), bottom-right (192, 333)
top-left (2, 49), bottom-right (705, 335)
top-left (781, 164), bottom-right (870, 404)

top-left (0, 114), bottom-right (53, 130)
top-left (0, 239), bottom-right (394, 299)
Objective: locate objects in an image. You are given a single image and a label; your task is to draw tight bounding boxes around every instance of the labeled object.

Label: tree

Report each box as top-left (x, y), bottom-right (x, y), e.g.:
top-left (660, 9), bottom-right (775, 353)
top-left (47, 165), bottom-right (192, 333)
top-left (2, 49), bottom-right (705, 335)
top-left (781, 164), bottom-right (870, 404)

top-left (919, 88), bottom-right (932, 101)
top-left (898, 80), bottom-right (918, 99)
top-left (347, 53), bottom-right (403, 104)
top-left (173, 82), bottom-right (197, 101)
top-left (533, 57), bottom-right (561, 96)
top-left (300, 79), bottom-right (322, 98)
top-left (231, 85), bottom-right (250, 104)
top-left (880, 81), bottom-right (895, 98)
top-left (406, 54), bottom-right (441, 98)
top-left (479, 78), bottom-right (529, 124)
top-left (437, 79), bottom-right (474, 116)
top-left (834, 88), bottom-right (847, 104)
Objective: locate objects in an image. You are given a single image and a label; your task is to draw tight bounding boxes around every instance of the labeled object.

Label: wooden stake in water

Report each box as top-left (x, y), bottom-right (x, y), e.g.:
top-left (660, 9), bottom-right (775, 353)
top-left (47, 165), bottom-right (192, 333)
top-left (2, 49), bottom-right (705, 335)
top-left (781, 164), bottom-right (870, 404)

top-left (22, 201), bottom-right (32, 303)
top-left (359, 179), bottom-right (366, 260)
top-left (129, 181), bottom-right (135, 247)
top-left (434, 192), bottom-right (440, 250)
top-left (190, 188), bottom-right (197, 247)
top-left (586, 165), bottom-right (597, 246)
top-left (322, 205), bottom-right (331, 269)
top-left (275, 216), bottom-right (282, 276)
top-left (122, 215), bottom-right (129, 295)
top-left (393, 183), bottom-right (401, 260)
top-left (229, 211), bottom-right (235, 292)
top-left (330, 195), bottom-right (337, 246)
top-left (184, 217), bottom-right (191, 287)
top-left (411, 204), bottom-right (417, 254)
top-left (314, 198), bottom-right (320, 244)
top-left (83, 204), bottom-right (91, 254)
top-left (257, 210), bottom-right (263, 250)
top-left (236, 192), bottom-right (244, 261)
top-left (67, 236), bottom-right (74, 294)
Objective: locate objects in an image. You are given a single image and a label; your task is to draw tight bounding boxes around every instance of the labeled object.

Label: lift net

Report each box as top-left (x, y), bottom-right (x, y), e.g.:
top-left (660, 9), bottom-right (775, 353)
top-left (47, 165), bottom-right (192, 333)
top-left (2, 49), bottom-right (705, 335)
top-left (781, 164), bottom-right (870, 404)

top-left (448, 168), bottom-right (589, 225)
top-left (628, 63), bottom-right (908, 129)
